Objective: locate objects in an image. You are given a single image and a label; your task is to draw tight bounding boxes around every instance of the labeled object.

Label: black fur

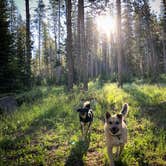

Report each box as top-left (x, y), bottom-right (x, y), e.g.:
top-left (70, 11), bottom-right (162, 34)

top-left (78, 108), bottom-right (93, 123)
top-left (76, 102), bottom-right (93, 136)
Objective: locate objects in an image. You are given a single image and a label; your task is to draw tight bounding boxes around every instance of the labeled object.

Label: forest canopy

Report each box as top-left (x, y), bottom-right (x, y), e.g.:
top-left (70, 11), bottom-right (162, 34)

top-left (0, 0), bottom-right (166, 92)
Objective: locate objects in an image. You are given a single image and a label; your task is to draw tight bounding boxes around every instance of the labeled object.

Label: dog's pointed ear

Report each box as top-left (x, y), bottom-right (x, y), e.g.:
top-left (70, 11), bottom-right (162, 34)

top-left (117, 113), bottom-right (122, 120)
top-left (121, 103), bottom-right (128, 117)
top-left (106, 112), bottom-right (111, 119)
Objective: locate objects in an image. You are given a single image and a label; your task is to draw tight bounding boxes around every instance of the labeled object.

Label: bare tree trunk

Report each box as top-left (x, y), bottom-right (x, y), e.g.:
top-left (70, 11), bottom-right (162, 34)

top-left (116, 0), bottom-right (123, 87)
top-left (78, 0), bottom-right (88, 90)
top-left (53, 15), bottom-right (57, 64)
top-left (149, 32), bottom-right (157, 76)
top-left (102, 35), bottom-right (107, 76)
top-left (25, 0), bottom-right (31, 87)
top-left (66, 0), bottom-right (74, 90)
top-left (77, 0), bottom-right (81, 83)
top-left (162, 0), bottom-right (166, 73)
top-left (162, 30), bottom-right (166, 72)
top-left (38, 15), bottom-right (41, 75)
top-left (58, 0), bottom-right (61, 63)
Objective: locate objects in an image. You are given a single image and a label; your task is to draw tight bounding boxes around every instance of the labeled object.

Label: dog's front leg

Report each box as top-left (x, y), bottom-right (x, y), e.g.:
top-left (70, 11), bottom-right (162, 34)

top-left (115, 146), bottom-right (120, 160)
top-left (119, 144), bottom-right (124, 156)
top-left (80, 122), bottom-right (84, 135)
top-left (81, 122), bottom-right (85, 140)
top-left (115, 144), bottom-right (124, 160)
top-left (107, 146), bottom-right (115, 166)
top-left (86, 122), bottom-right (91, 135)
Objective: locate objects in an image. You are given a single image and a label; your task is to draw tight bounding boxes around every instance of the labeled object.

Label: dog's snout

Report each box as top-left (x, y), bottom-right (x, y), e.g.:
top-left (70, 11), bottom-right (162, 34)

top-left (112, 127), bottom-right (116, 131)
top-left (110, 127), bottom-right (119, 134)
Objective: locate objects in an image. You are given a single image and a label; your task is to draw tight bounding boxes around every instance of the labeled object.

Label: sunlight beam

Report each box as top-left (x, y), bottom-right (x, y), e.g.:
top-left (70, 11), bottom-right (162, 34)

top-left (96, 15), bottom-right (116, 39)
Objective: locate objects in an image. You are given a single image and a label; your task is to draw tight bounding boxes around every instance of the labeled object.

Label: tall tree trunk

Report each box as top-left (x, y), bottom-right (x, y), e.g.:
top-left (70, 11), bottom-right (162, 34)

top-left (144, 1), bottom-right (157, 77)
top-left (66, 0), bottom-right (74, 90)
top-left (25, 0), bottom-right (31, 87)
top-left (38, 14), bottom-right (41, 75)
top-left (77, 0), bottom-right (81, 83)
top-left (138, 12), bottom-right (144, 77)
top-left (102, 35), bottom-right (107, 76)
top-left (116, 0), bottom-right (122, 87)
top-left (162, 0), bottom-right (166, 73)
top-left (162, 30), bottom-right (166, 72)
top-left (78, 0), bottom-right (88, 90)
top-left (58, 0), bottom-right (61, 63)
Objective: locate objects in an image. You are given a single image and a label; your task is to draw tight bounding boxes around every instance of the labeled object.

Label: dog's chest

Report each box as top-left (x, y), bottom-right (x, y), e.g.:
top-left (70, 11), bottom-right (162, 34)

top-left (110, 135), bottom-right (124, 145)
top-left (105, 131), bottom-right (126, 146)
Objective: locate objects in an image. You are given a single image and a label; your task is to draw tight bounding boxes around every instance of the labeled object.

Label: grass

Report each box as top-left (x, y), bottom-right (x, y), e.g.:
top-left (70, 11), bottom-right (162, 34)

top-left (0, 82), bottom-right (166, 165)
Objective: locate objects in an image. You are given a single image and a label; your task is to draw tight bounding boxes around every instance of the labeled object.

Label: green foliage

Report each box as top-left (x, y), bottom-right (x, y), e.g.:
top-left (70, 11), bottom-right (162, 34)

top-left (0, 83), bottom-right (166, 165)
top-left (16, 87), bottom-right (48, 105)
top-left (0, 0), bottom-right (15, 92)
top-left (0, 0), bottom-right (30, 93)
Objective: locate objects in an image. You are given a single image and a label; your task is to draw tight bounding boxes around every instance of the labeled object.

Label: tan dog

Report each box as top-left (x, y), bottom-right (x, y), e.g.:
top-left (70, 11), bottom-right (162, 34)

top-left (104, 103), bottom-right (128, 166)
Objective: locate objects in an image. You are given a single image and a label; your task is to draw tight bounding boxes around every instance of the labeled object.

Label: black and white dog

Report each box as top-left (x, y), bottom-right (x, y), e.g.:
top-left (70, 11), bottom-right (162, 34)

top-left (77, 101), bottom-right (93, 138)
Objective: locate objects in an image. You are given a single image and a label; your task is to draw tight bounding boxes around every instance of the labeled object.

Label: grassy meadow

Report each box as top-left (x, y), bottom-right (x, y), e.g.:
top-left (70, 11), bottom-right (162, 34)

top-left (0, 82), bottom-right (166, 165)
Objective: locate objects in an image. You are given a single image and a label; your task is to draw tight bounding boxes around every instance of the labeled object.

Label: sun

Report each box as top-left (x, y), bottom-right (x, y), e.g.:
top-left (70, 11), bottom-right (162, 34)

top-left (96, 15), bottom-right (116, 38)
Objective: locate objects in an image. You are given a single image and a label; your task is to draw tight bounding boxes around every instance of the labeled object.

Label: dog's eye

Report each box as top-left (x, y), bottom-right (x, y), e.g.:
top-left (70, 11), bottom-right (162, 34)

top-left (109, 121), bottom-right (112, 125)
top-left (115, 121), bottom-right (119, 125)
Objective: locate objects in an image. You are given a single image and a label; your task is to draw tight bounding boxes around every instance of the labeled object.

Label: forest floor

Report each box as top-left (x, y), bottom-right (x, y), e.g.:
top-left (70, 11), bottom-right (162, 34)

top-left (0, 82), bottom-right (166, 166)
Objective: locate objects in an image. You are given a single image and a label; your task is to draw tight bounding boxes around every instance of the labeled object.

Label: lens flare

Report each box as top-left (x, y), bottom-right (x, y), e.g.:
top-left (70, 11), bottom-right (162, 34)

top-left (96, 15), bottom-right (116, 38)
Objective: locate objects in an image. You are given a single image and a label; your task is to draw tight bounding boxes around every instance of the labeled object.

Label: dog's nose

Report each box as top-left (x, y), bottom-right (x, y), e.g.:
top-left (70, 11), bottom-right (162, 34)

top-left (112, 127), bottom-right (116, 131)
top-left (111, 127), bottom-right (119, 134)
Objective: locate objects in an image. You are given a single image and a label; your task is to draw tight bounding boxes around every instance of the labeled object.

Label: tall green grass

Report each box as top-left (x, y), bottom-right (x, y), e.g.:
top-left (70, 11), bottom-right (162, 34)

top-left (0, 83), bottom-right (166, 165)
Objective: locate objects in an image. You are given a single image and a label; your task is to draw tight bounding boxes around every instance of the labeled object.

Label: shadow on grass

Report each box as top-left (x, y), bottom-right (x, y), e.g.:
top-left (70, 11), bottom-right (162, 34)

top-left (16, 86), bottom-right (65, 106)
top-left (0, 102), bottom-right (68, 165)
top-left (115, 160), bottom-right (128, 166)
top-left (122, 84), bottom-right (166, 128)
top-left (0, 103), bottom-right (63, 149)
top-left (65, 135), bottom-right (90, 166)
top-left (24, 106), bottom-right (60, 135)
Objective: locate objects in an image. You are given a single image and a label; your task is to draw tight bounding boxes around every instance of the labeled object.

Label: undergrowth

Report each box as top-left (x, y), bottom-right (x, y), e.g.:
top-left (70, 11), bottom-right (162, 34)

top-left (0, 83), bottom-right (166, 165)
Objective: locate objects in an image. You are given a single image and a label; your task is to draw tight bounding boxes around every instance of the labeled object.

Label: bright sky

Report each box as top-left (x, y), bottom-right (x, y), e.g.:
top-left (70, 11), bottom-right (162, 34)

top-left (15, 0), bottom-right (161, 20)
top-left (14, 0), bottom-right (49, 19)
top-left (14, 0), bottom-right (25, 18)
top-left (150, 0), bottom-right (161, 14)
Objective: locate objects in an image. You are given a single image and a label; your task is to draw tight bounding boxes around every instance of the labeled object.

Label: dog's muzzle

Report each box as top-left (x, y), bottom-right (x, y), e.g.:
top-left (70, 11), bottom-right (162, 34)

top-left (110, 127), bottom-right (119, 135)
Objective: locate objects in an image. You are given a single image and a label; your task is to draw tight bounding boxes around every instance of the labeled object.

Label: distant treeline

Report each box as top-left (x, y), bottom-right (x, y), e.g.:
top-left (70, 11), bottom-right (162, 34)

top-left (0, 0), bottom-right (166, 93)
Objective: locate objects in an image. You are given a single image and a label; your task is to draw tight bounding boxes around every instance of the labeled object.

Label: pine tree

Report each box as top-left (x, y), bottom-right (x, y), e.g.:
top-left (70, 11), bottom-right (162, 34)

top-left (16, 19), bottom-right (27, 87)
top-left (49, 0), bottom-right (58, 65)
top-left (42, 22), bottom-right (49, 74)
top-left (116, 0), bottom-right (123, 86)
top-left (122, 0), bottom-right (134, 79)
top-left (66, 0), bottom-right (74, 90)
top-left (34, 0), bottom-right (45, 75)
top-left (0, 0), bottom-right (14, 92)
top-left (161, 0), bottom-right (166, 72)
top-left (25, 0), bottom-right (32, 87)
top-left (78, 0), bottom-right (88, 90)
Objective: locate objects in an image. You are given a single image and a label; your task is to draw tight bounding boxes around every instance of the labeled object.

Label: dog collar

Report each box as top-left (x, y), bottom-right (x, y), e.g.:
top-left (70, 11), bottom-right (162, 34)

top-left (111, 134), bottom-right (121, 140)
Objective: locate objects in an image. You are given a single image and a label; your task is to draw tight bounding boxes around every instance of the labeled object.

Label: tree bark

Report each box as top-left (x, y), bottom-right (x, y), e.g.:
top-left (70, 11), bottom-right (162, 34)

top-left (77, 0), bottom-right (81, 83)
top-left (58, 0), bottom-right (61, 63)
top-left (66, 0), bottom-right (74, 90)
top-left (25, 0), bottom-right (31, 87)
top-left (78, 0), bottom-right (88, 90)
top-left (38, 13), bottom-right (41, 75)
top-left (116, 0), bottom-right (122, 87)
top-left (162, 0), bottom-right (166, 73)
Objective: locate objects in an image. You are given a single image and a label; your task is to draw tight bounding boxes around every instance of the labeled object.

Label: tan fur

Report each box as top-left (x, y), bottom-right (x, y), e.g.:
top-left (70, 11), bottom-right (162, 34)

top-left (104, 104), bottom-right (128, 166)
top-left (83, 101), bottom-right (90, 107)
